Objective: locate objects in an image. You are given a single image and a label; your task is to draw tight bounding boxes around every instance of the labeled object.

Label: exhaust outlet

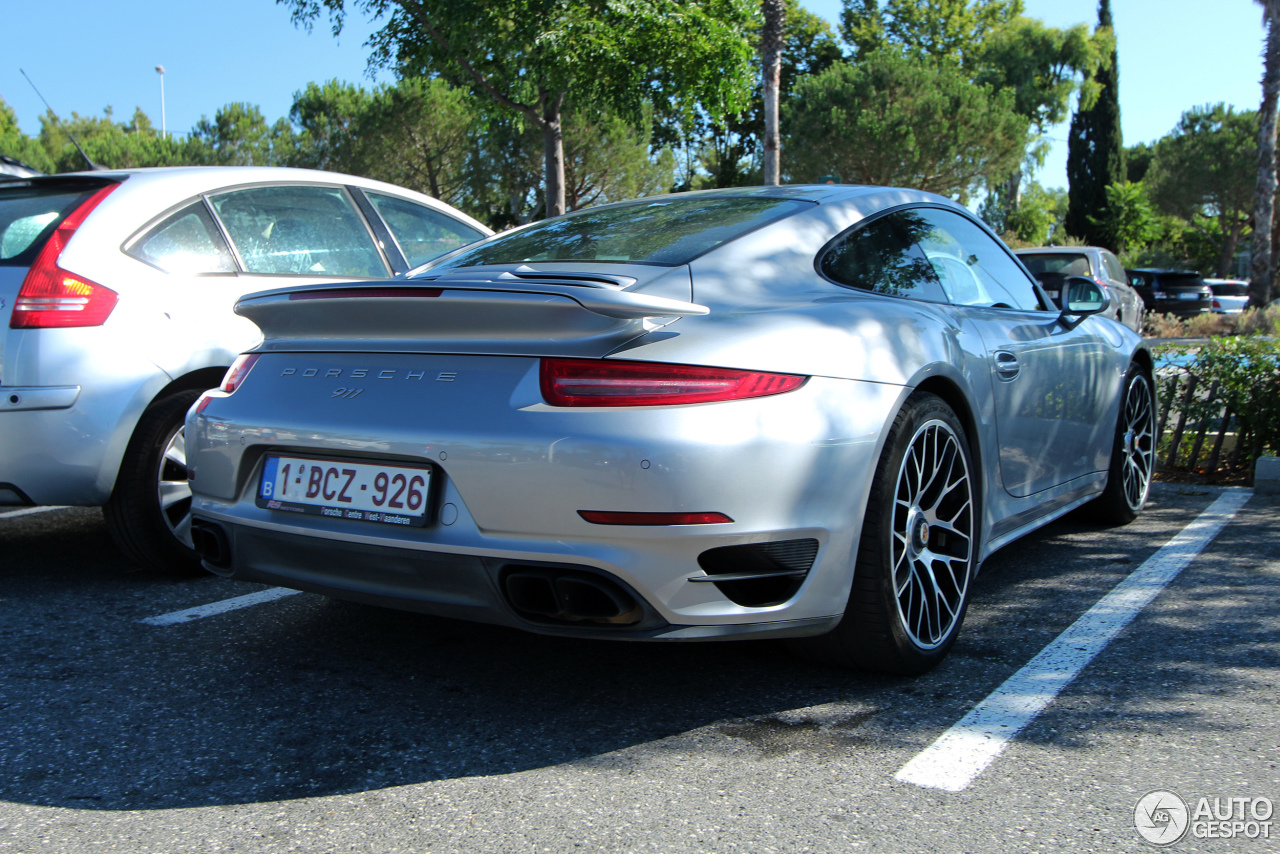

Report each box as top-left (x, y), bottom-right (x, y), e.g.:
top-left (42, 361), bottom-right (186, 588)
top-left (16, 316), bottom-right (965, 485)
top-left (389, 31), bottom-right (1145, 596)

top-left (190, 519), bottom-right (232, 575)
top-left (502, 567), bottom-right (642, 626)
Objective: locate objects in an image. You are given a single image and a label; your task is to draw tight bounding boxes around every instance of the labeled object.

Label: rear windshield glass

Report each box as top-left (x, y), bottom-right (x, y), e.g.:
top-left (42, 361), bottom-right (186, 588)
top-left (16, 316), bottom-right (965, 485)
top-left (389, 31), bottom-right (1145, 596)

top-left (1156, 273), bottom-right (1206, 289)
top-left (0, 183), bottom-right (104, 266)
top-left (1209, 282), bottom-right (1248, 296)
top-left (1016, 253), bottom-right (1092, 277)
top-left (427, 197), bottom-right (814, 269)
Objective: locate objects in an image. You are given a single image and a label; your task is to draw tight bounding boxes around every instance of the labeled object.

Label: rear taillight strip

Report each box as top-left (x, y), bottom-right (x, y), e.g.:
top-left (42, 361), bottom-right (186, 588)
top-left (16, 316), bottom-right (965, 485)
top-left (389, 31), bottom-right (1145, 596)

top-left (541, 358), bottom-right (806, 407)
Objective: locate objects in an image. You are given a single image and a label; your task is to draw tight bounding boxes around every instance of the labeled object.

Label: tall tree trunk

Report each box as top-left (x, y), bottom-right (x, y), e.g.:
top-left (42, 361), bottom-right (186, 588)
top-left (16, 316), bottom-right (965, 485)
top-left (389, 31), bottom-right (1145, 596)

top-left (1251, 0), bottom-right (1280, 306)
top-left (761, 0), bottom-right (785, 186)
top-left (540, 89), bottom-right (567, 217)
top-left (542, 120), bottom-right (566, 216)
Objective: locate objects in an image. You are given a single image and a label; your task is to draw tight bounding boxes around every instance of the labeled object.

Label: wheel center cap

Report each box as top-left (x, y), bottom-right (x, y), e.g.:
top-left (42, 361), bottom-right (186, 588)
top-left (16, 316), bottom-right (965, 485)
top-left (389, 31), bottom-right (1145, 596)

top-left (1124, 428), bottom-right (1136, 456)
top-left (913, 518), bottom-right (930, 551)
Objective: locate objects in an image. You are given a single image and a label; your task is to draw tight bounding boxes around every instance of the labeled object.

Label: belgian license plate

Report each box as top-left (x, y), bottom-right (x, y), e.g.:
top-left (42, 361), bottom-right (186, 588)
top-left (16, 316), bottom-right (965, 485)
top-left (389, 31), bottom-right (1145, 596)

top-left (1178, 292), bottom-right (1201, 300)
top-left (256, 455), bottom-right (431, 527)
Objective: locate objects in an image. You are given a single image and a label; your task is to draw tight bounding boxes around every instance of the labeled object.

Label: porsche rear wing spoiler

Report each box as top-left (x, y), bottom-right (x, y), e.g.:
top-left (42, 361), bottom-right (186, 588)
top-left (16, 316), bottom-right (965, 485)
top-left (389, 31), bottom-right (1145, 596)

top-left (234, 272), bottom-right (708, 356)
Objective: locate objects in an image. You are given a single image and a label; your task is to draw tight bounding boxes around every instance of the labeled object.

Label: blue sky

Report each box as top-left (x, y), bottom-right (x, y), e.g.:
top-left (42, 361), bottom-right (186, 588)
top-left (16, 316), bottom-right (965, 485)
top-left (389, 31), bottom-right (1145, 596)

top-left (0, 0), bottom-right (1266, 190)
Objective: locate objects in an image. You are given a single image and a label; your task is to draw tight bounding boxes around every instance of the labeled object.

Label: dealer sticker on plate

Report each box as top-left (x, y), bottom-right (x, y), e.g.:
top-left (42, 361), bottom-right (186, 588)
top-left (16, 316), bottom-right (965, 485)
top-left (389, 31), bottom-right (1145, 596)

top-left (256, 455), bottom-right (431, 527)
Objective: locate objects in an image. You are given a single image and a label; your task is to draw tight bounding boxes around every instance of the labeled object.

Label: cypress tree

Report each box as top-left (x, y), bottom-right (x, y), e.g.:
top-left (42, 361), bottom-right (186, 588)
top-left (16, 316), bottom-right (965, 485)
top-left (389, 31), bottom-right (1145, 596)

top-left (1066, 0), bottom-right (1125, 247)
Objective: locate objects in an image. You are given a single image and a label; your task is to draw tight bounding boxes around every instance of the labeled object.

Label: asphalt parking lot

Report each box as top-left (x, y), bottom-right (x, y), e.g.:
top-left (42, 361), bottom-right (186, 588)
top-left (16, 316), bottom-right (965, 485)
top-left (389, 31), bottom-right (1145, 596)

top-left (1, 483), bottom-right (1276, 853)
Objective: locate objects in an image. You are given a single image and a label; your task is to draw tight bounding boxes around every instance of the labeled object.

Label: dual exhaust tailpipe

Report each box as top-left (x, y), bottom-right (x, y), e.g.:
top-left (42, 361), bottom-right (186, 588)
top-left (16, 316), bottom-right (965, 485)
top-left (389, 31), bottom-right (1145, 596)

top-left (503, 567), bottom-right (643, 626)
top-left (189, 519), bottom-right (232, 575)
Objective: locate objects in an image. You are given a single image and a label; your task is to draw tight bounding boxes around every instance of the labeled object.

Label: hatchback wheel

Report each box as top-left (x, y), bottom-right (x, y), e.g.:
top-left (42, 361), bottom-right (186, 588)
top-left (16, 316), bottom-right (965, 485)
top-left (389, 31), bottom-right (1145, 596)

top-left (792, 392), bottom-right (977, 674)
top-left (104, 389), bottom-right (205, 574)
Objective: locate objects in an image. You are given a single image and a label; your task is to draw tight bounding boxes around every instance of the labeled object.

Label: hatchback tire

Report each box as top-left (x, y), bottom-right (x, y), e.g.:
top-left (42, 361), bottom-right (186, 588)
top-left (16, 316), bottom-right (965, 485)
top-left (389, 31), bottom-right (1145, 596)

top-left (792, 392), bottom-right (978, 675)
top-left (104, 389), bottom-right (205, 574)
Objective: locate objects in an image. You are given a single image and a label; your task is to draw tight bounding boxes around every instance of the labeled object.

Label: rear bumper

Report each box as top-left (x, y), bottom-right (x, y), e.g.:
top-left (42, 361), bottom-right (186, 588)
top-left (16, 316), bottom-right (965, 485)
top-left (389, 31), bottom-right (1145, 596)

top-left (186, 354), bottom-right (910, 637)
top-left (0, 375), bottom-right (166, 505)
top-left (192, 516), bottom-right (841, 641)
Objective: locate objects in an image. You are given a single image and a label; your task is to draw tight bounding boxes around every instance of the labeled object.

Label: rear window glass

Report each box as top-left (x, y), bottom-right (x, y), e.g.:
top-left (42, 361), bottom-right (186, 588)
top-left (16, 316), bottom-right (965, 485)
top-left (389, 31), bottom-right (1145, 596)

top-left (427, 197), bottom-right (814, 269)
top-left (1155, 273), bottom-right (1206, 289)
top-left (0, 183), bottom-right (102, 265)
top-left (1209, 282), bottom-right (1248, 296)
top-left (1016, 253), bottom-right (1092, 277)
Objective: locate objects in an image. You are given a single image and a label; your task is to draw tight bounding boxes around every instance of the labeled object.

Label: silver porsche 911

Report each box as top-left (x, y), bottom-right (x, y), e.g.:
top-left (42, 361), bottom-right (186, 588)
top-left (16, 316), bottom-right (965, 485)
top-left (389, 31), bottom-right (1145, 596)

top-left (185, 186), bottom-right (1155, 674)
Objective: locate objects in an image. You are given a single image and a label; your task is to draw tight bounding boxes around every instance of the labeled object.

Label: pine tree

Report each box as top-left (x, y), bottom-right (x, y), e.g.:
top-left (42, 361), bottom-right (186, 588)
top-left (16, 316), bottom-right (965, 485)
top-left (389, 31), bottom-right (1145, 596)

top-left (1065, 0), bottom-right (1125, 247)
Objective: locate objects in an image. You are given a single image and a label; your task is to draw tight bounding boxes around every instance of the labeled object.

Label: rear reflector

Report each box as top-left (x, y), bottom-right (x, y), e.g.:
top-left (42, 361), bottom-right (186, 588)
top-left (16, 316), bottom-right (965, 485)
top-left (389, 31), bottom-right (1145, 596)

top-left (541, 358), bottom-right (806, 407)
top-left (288, 287), bottom-right (443, 300)
top-left (578, 510), bottom-right (734, 525)
top-left (10, 184), bottom-right (120, 329)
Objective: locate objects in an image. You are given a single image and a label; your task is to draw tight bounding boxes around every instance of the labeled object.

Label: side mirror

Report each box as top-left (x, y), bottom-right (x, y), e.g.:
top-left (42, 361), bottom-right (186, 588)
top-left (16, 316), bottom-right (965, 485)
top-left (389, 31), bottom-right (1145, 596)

top-left (1060, 276), bottom-right (1111, 318)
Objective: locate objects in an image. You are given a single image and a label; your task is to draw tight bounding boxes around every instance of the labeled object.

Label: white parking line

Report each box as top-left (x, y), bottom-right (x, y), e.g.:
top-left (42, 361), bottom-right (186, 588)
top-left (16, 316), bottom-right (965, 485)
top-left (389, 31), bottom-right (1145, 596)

top-left (895, 489), bottom-right (1251, 793)
top-left (0, 505), bottom-right (69, 520)
top-left (140, 587), bottom-right (303, 626)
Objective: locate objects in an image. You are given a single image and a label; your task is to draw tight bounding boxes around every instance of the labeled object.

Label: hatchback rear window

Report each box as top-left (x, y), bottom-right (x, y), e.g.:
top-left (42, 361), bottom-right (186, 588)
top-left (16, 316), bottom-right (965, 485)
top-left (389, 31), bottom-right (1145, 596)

top-left (427, 197), bottom-right (814, 269)
top-left (0, 181), bottom-right (111, 265)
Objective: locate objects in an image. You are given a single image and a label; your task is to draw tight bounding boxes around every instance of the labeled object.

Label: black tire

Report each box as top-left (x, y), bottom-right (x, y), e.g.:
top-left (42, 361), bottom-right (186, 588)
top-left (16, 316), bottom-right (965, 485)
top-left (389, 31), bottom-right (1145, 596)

top-left (1088, 364), bottom-right (1155, 525)
top-left (104, 389), bottom-right (206, 574)
top-left (792, 392), bottom-right (978, 675)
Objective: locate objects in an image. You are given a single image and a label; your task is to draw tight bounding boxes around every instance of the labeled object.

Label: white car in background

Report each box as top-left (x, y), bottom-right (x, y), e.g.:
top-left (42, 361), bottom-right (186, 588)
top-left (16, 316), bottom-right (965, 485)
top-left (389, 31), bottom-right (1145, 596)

top-left (1203, 278), bottom-right (1250, 314)
top-left (0, 166), bottom-right (490, 572)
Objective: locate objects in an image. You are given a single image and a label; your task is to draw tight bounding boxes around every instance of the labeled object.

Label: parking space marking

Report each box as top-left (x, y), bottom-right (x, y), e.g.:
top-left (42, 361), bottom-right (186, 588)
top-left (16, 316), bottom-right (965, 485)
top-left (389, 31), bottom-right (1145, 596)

top-left (140, 587), bottom-right (303, 626)
top-left (0, 506), bottom-right (69, 520)
top-left (895, 489), bottom-right (1252, 793)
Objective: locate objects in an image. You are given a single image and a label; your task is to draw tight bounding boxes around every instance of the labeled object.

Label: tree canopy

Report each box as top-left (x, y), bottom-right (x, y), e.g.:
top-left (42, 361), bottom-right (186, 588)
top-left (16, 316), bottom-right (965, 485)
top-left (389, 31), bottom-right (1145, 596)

top-left (280, 0), bottom-right (756, 216)
top-left (1146, 103), bottom-right (1259, 276)
top-left (785, 49), bottom-right (1029, 201)
top-left (840, 0), bottom-right (1022, 65)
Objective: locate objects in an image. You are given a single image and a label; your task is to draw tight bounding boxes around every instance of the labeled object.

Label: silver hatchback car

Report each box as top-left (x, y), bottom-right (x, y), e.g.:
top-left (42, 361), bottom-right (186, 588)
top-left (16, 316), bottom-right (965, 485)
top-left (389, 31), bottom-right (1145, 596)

top-left (0, 166), bottom-right (490, 571)
top-left (1015, 246), bottom-right (1144, 333)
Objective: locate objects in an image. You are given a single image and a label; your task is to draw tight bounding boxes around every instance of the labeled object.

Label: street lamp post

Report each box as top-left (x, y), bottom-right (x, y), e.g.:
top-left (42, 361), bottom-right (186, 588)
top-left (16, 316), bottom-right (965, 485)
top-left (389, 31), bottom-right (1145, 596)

top-left (155, 65), bottom-right (166, 139)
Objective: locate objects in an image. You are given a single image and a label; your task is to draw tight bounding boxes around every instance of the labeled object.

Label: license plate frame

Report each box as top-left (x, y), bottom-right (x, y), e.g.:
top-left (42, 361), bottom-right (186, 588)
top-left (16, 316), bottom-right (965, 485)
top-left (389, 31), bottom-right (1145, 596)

top-left (256, 454), bottom-right (432, 527)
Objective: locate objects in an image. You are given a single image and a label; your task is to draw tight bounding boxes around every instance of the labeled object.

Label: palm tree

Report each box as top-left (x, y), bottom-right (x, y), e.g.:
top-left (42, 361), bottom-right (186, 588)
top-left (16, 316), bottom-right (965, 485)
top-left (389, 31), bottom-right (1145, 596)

top-left (761, 0), bottom-right (786, 185)
top-left (1250, 0), bottom-right (1280, 307)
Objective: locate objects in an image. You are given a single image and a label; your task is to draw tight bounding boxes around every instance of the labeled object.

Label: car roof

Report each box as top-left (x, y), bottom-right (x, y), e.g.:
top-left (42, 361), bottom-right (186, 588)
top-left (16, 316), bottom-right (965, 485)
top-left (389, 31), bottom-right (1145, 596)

top-left (38, 165), bottom-right (491, 235)
top-left (1013, 246), bottom-right (1101, 254)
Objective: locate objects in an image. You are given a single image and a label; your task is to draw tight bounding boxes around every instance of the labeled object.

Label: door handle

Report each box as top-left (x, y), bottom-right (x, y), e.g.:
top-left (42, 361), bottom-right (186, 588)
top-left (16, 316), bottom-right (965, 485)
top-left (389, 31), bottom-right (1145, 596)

top-left (994, 350), bottom-right (1020, 381)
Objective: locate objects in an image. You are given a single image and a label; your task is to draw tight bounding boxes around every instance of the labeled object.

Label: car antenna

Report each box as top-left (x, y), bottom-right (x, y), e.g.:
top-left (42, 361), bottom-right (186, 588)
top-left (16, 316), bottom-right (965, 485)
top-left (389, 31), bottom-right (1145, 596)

top-left (19, 68), bottom-right (102, 172)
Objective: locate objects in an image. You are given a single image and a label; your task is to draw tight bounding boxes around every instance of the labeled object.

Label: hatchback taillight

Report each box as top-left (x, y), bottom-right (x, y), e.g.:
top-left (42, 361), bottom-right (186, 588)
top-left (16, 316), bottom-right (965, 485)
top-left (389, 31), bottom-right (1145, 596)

top-left (540, 358), bottom-right (806, 407)
top-left (10, 184), bottom-right (119, 330)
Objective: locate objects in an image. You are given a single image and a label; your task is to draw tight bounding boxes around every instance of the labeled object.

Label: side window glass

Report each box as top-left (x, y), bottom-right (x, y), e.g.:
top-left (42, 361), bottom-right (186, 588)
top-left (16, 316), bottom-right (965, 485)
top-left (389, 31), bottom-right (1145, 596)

top-left (911, 208), bottom-right (1045, 310)
top-left (127, 202), bottom-right (236, 274)
top-left (210, 185), bottom-right (387, 278)
top-left (366, 192), bottom-right (486, 268)
top-left (819, 211), bottom-right (948, 302)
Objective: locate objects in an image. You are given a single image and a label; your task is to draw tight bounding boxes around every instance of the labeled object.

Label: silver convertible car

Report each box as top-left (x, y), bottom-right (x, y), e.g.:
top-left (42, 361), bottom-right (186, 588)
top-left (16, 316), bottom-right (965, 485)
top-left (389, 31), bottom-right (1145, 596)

top-left (186, 186), bottom-right (1155, 674)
